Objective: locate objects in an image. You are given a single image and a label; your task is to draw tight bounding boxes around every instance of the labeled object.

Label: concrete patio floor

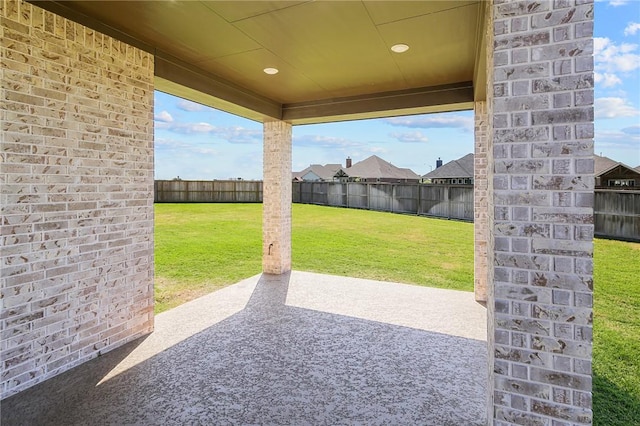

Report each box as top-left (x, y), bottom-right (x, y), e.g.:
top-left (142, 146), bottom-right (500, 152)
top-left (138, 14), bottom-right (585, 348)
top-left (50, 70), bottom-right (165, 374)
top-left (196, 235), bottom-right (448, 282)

top-left (2, 271), bottom-right (488, 425)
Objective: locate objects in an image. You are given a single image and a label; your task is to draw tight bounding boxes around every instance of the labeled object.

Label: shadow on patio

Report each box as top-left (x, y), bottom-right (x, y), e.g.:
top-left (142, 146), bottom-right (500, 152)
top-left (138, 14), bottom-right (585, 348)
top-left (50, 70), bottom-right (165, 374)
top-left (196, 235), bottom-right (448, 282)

top-left (2, 271), bottom-right (488, 425)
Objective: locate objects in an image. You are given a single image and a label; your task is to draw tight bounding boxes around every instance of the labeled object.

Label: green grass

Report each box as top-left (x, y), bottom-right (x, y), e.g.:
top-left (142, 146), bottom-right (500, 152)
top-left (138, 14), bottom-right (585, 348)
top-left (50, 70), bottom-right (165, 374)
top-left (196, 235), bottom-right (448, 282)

top-left (154, 203), bottom-right (473, 312)
top-left (154, 203), bottom-right (640, 423)
top-left (291, 204), bottom-right (473, 290)
top-left (593, 238), bottom-right (640, 425)
top-left (154, 203), bottom-right (263, 312)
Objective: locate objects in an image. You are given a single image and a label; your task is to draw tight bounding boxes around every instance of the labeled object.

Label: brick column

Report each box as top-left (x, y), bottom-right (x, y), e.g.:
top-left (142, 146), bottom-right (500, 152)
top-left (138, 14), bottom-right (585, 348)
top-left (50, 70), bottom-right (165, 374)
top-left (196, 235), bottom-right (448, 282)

top-left (474, 101), bottom-right (490, 303)
top-left (491, 1), bottom-right (594, 425)
top-left (262, 120), bottom-right (292, 274)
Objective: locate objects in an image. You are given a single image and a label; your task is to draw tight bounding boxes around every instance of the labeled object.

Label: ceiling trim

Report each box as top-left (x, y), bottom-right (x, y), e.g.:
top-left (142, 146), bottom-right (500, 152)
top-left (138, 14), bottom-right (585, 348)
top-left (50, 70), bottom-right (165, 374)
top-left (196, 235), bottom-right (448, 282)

top-left (282, 82), bottom-right (474, 124)
top-left (155, 54), bottom-right (282, 121)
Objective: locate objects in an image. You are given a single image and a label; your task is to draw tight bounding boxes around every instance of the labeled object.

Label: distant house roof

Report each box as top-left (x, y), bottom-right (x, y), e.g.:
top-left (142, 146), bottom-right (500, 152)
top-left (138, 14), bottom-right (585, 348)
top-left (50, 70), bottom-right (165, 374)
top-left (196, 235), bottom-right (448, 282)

top-left (594, 155), bottom-right (621, 175)
top-left (293, 155), bottom-right (419, 181)
top-left (292, 163), bottom-right (342, 181)
top-left (345, 155), bottom-right (420, 180)
top-left (594, 155), bottom-right (639, 177)
top-left (422, 153), bottom-right (474, 179)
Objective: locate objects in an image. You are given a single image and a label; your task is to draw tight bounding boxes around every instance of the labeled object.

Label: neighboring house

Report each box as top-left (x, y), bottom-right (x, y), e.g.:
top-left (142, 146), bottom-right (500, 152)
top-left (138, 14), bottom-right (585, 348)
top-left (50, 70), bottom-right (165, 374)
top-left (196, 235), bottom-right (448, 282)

top-left (343, 155), bottom-right (420, 183)
top-left (595, 155), bottom-right (640, 189)
top-left (292, 163), bottom-right (343, 182)
top-left (292, 155), bottom-right (420, 183)
top-left (422, 153), bottom-right (474, 184)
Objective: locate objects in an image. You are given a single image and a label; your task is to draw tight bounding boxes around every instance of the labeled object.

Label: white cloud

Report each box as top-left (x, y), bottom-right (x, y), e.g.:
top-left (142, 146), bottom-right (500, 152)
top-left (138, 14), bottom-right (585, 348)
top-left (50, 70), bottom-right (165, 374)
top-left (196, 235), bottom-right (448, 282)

top-left (292, 135), bottom-right (388, 164)
top-left (155, 137), bottom-right (218, 153)
top-left (389, 131), bottom-right (429, 143)
top-left (594, 37), bottom-right (640, 88)
top-left (610, 0), bottom-right (629, 6)
top-left (384, 114), bottom-right (473, 132)
top-left (155, 137), bottom-right (184, 147)
top-left (192, 147), bottom-right (219, 155)
top-left (625, 22), bottom-right (640, 36)
top-left (594, 126), bottom-right (640, 164)
top-left (594, 97), bottom-right (640, 118)
top-left (177, 122), bottom-right (216, 133)
top-left (216, 126), bottom-right (262, 144)
top-left (594, 72), bottom-right (622, 88)
top-left (595, 129), bottom-right (640, 151)
top-left (597, 0), bottom-right (630, 6)
top-left (154, 110), bottom-right (173, 123)
top-left (176, 99), bottom-right (205, 112)
top-left (157, 121), bottom-right (261, 143)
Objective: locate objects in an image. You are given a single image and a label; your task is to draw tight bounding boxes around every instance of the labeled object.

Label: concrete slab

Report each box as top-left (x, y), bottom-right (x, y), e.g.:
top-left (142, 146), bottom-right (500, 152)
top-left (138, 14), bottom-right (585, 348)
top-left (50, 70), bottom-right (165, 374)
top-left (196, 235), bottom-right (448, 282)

top-left (287, 271), bottom-right (487, 341)
top-left (2, 271), bottom-right (488, 425)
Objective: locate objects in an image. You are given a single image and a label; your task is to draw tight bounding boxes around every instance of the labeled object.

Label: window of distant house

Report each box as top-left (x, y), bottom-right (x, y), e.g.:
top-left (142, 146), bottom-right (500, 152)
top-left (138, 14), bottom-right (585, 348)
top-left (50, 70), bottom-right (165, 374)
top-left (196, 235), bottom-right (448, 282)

top-left (608, 179), bottom-right (635, 187)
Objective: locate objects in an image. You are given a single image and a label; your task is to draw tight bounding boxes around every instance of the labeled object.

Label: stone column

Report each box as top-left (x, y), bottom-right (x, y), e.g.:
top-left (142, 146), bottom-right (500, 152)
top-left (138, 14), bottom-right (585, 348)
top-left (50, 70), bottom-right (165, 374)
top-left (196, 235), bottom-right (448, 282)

top-left (491, 1), bottom-right (594, 424)
top-left (262, 120), bottom-right (293, 274)
top-left (474, 101), bottom-right (490, 303)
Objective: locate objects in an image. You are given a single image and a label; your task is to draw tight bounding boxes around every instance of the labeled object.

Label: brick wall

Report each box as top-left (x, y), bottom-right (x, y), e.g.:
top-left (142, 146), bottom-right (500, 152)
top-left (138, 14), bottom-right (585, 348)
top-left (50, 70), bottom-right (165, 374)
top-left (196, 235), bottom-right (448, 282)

top-left (262, 120), bottom-right (292, 274)
top-left (491, 0), bottom-right (594, 424)
top-left (1, 0), bottom-right (155, 398)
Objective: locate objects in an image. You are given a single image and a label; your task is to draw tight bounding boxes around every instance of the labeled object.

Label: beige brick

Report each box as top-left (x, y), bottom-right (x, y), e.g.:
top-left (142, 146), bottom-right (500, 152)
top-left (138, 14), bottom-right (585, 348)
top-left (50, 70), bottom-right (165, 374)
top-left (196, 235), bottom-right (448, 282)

top-left (262, 120), bottom-right (292, 274)
top-left (1, 0), bottom-right (154, 398)
top-left (491, 0), bottom-right (594, 424)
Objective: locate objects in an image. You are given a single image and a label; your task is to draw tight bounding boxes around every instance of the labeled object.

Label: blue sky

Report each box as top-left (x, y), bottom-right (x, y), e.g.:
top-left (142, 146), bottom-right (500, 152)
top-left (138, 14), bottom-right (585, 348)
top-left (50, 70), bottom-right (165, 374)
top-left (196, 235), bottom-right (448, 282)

top-left (154, 1), bottom-right (640, 181)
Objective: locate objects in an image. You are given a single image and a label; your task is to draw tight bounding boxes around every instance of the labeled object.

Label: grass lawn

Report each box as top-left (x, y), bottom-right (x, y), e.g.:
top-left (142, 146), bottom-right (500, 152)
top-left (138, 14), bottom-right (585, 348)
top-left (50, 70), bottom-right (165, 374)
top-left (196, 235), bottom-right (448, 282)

top-left (154, 203), bottom-right (639, 424)
top-left (155, 203), bottom-right (473, 312)
top-left (154, 203), bottom-right (262, 312)
top-left (593, 238), bottom-right (640, 425)
top-left (291, 204), bottom-right (473, 290)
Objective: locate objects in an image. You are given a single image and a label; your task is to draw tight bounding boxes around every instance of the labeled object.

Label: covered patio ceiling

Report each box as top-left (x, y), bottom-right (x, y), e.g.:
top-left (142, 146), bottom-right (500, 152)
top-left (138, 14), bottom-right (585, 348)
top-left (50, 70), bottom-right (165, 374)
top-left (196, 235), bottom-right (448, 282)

top-left (35, 0), bottom-right (488, 124)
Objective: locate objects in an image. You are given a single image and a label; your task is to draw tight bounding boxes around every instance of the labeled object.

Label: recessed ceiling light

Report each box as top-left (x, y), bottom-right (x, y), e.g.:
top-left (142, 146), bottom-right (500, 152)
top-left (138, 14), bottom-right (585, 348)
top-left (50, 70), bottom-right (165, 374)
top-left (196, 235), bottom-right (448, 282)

top-left (391, 44), bottom-right (409, 53)
top-left (263, 67), bottom-right (279, 75)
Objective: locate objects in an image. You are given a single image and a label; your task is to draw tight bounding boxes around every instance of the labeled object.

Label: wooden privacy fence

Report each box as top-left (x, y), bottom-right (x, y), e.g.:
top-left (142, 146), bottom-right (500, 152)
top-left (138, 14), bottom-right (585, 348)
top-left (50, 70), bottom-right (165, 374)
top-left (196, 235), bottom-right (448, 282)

top-left (155, 180), bottom-right (263, 203)
top-left (292, 182), bottom-right (474, 220)
top-left (154, 181), bottom-right (639, 241)
top-left (595, 190), bottom-right (640, 242)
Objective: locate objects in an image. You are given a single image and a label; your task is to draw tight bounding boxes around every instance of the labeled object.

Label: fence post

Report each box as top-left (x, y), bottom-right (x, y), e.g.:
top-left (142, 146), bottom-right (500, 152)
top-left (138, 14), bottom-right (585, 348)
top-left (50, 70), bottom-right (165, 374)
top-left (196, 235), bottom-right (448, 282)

top-left (444, 185), bottom-right (450, 219)
top-left (391, 184), bottom-right (395, 213)
top-left (345, 182), bottom-right (348, 207)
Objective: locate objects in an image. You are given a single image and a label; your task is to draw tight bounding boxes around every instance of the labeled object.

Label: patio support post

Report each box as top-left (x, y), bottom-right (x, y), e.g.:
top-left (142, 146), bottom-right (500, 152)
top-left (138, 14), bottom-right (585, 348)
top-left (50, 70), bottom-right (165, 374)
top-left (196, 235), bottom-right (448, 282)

top-left (490, 1), bottom-right (595, 424)
top-left (474, 101), bottom-right (490, 303)
top-left (262, 119), bottom-right (293, 274)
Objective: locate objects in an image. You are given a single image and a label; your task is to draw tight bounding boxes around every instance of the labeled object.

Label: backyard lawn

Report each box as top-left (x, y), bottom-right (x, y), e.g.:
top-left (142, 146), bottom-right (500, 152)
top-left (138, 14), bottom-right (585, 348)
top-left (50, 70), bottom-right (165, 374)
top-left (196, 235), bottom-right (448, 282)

top-left (155, 203), bottom-right (639, 425)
